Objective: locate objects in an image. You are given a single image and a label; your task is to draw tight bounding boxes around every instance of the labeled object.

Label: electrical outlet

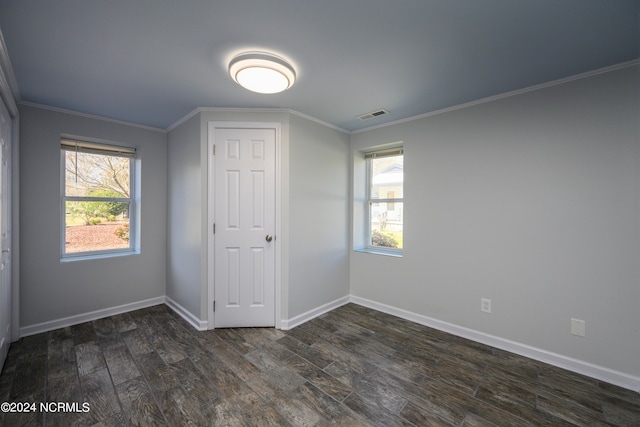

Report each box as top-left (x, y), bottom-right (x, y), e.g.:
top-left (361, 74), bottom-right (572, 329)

top-left (481, 298), bottom-right (492, 313)
top-left (571, 318), bottom-right (586, 337)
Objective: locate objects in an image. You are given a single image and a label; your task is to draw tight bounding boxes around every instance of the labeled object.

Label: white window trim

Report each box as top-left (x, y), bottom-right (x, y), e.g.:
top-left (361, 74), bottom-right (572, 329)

top-left (364, 147), bottom-right (403, 255)
top-left (60, 138), bottom-right (138, 260)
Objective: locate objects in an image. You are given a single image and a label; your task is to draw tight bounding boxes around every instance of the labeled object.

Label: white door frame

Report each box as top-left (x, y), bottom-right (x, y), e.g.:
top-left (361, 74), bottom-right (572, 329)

top-left (207, 121), bottom-right (282, 329)
top-left (0, 98), bottom-right (11, 367)
top-left (10, 115), bottom-right (17, 342)
top-left (0, 42), bottom-right (19, 343)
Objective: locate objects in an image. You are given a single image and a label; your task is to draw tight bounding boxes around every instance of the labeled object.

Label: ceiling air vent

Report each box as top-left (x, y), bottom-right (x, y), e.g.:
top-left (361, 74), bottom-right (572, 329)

top-left (357, 109), bottom-right (389, 121)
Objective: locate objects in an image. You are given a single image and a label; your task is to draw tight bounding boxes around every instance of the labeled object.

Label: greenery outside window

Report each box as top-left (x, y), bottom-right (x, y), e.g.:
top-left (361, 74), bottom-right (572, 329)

top-left (366, 148), bottom-right (403, 252)
top-left (61, 138), bottom-right (136, 258)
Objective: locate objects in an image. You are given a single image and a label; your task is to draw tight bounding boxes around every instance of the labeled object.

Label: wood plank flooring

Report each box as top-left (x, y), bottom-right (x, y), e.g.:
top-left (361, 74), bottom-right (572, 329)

top-left (1, 303), bottom-right (639, 426)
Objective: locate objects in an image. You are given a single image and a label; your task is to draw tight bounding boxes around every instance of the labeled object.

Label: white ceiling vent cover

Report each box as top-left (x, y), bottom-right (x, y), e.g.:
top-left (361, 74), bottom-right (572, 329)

top-left (357, 109), bottom-right (389, 120)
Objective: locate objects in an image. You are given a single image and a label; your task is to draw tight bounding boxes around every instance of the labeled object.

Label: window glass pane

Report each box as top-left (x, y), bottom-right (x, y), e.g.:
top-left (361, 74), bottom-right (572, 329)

top-left (65, 151), bottom-right (131, 198)
top-left (65, 201), bottom-right (130, 254)
top-left (368, 151), bottom-right (403, 251)
top-left (370, 201), bottom-right (403, 249)
top-left (371, 154), bottom-right (403, 199)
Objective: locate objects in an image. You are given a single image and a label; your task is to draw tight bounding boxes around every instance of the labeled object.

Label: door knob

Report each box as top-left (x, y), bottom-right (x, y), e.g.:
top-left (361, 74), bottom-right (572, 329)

top-left (265, 235), bottom-right (273, 242)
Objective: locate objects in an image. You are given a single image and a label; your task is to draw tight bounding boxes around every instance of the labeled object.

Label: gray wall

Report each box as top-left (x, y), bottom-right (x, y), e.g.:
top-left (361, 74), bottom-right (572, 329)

top-left (166, 113), bottom-right (202, 318)
top-left (165, 110), bottom-right (351, 324)
top-left (18, 63), bottom-right (638, 381)
top-left (289, 114), bottom-right (350, 317)
top-left (351, 65), bottom-right (640, 377)
top-left (19, 104), bottom-right (167, 327)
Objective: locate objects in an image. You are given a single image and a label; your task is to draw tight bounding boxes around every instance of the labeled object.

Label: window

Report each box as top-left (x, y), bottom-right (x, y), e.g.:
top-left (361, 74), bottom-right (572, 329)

top-left (61, 138), bottom-right (137, 258)
top-left (366, 148), bottom-right (403, 252)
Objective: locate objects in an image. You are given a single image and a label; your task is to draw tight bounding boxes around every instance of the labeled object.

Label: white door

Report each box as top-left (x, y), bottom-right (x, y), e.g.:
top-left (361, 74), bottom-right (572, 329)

top-left (213, 127), bottom-right (276, 328)
top-left (0, 99), bottom-right (12, 370)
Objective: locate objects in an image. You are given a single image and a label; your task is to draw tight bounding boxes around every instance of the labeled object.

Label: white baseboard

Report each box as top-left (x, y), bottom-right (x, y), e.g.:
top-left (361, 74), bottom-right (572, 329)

top-left (19, 296), bottom-right (166, 337)
top-left (280, 295), bottom-right (350, 330)
top-left (165, 297), bottom-right (208, 331)
top-left (17, 291), bottom-right (640, 393)
top-left (350, 295), bottom-right (640, 393)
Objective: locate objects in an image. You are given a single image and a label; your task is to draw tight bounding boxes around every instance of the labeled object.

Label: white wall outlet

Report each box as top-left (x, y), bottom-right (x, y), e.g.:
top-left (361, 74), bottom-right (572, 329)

top-left (481, 298), bottom-right (492, 313)
top-left (571, 318), bottom-right (586, 337)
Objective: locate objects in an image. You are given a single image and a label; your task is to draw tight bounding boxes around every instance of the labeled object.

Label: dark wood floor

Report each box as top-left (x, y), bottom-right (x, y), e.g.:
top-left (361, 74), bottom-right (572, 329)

top-left (1, 303), bottom-right (639, 426)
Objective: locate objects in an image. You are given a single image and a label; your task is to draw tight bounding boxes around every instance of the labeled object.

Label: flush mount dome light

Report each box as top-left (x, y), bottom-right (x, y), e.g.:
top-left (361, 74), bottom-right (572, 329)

top-left (229, 52), bottom-right (296, 94)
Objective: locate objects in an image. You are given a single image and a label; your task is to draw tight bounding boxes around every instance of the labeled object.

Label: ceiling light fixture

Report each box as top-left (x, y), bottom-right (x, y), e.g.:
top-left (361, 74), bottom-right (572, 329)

top-left (229, 52), bottom-right (296, 94)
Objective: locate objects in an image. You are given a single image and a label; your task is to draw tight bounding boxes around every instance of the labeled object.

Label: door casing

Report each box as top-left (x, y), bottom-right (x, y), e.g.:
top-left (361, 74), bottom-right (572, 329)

top-left (207, 121), bottom-right (282, 329)
top-left (0, 98), bottom-right (12, 370)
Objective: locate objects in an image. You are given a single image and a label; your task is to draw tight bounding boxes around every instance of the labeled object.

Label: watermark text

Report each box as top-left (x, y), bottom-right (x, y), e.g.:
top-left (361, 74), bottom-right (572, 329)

top-left (1, 401), bottom-right (90, 413)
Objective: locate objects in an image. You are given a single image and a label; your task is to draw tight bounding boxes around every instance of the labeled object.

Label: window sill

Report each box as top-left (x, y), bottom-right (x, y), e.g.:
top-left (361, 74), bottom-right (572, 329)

top-left (354, 248), bottom-right (403, 258)
top-left (61, 250), bottom-right (139, 263)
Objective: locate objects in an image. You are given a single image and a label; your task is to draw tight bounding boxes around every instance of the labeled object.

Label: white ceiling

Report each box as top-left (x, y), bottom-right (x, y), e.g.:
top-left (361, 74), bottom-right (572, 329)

top-left (0, 0), bottom-right (638, 132)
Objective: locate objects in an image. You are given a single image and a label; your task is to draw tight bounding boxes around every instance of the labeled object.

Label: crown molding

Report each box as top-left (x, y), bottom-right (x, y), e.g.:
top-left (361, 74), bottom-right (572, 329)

top-left (352, 59), bottom-right (640, 135)
top-left (13, 57), bottom-right (638, 137)
top-left (18, 101), bottom-right (166, 133)
top-left (287, 109), bottom-right (350, 134)
top-left (167, 106), bottom-right (350, 134)
top-left (167, 107), bottom-right (292, 132)
top-left (165, 107), bottom-right (203, 131)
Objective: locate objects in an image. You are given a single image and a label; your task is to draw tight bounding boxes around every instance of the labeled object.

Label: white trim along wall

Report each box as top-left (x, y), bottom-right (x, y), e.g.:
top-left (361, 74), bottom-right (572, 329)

top-left (349, 296), bottom-right (640, 393)
top-left (350, 62), bottom-right (640, 393)
top-left (12, 60), bottom-right (640, 394)
top-left (20, 293), bottom-right (639, 392)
